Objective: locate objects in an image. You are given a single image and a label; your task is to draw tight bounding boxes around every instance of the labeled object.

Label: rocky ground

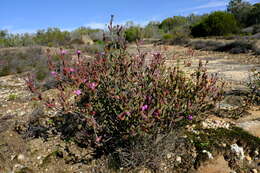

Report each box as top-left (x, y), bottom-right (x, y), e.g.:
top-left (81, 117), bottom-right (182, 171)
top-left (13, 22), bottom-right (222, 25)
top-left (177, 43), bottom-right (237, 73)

top-left (0, 45), bottom-right (259, 173)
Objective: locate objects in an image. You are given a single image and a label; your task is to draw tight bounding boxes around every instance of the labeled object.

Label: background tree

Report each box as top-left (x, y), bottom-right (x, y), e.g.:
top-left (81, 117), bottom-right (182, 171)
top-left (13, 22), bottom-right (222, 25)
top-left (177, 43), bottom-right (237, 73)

top-left (227, 0), bottom-right (252, 26)
top-left (124, 26), bottom-right (142, 42)
top-left (159, 16), bottom-right (188, 33)
top-left (246, 3), bottom-right (260, 26)
top-left (191, 11), bottom-right (239, 37)
top-left (143, 21), bottom-right (163, 39)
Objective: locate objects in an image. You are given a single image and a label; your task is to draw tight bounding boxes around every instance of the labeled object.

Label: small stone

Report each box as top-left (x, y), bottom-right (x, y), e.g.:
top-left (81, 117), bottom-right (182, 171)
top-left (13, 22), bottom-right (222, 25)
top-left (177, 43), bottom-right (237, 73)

top-left (11, 155), bottom-right (16, 160)
top-left (176, 156), bottom-right (182, 163)
top-left (17, 154), bottom-right (25, 162)
top-left (202, 150), bottom-right (213, 159)
top-left (245, 156), bottom-right (252, 161)
top-left (230, 144), bottom-right (244, 160)
top-left (202, 122), bottom-right (208, 128)
top-left (167, 153), bottom-right (172, 159)
top-left (138, 168), bottom-right (152, 173)
top-left (251, 169), bottom-right (258, 173)
top-left (14, 164), bottom-right (24, 169)
top-left (222, 143), bottom-right (227, 147)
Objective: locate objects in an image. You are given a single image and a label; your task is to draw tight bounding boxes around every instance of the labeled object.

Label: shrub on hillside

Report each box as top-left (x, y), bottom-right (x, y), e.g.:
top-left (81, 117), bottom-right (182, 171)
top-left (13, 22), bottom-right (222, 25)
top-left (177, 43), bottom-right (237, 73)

top-left (253, 24), bottom-right (260, 34)
top-left (0, 47), bottom-right (47, 77)
top-left (191, 11), bottom-right (240, 37)
top-left (188, 40), bottom-right (225, 51)
top-left (25, 18), bottom-right (224, 159)
top-left (215, 40), bottom-right (254, 54)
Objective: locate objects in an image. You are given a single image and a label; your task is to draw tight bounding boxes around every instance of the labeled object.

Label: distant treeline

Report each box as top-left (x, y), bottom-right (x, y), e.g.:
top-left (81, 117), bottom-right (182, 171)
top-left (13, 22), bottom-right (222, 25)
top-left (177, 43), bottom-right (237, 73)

top-left (0, 0), bottom-right (259, 48)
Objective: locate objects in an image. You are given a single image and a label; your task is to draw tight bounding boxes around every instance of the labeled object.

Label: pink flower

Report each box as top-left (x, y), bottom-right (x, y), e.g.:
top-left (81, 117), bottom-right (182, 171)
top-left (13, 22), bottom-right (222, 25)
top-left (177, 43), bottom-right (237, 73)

top-left (95, 136), bottom-right (102, 143)
top-left (51, 71), bottom-right (57, 76)
top-left (88, 82), bottom-right (98, 90)
top-left (61, 50), bottom-right (67, 55)
top-left (141, 105), bottom-right (148, 111)
top-left (74, 89), bottom-right (81, 96)
top-left (69, 68), bottom-right (75, 72)
top-left (187, 115), bottom-right (193, 120)
top-left (76, 50), bottom-right (81, 55)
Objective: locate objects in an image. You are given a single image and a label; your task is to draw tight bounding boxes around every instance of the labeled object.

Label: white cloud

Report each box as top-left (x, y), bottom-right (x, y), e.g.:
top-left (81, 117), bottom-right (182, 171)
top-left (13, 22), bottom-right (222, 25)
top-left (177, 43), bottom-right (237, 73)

top-left (194, 1), bottom-right (227, 9)
top-left (180, 0), bottom-right (227, 12)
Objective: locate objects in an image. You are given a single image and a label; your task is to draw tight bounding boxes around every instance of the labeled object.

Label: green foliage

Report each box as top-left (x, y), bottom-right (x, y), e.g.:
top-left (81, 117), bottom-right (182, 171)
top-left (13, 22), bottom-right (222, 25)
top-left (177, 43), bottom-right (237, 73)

top-left (8, 94), bottom-right (18, 101)
top-left (36, 68), bottom-right (48, 81)
top-left (253, 24), bottom-right (260, 34)
top-left (227, 0), bottom-right (252, 26)
top-left (246, 3), bottom-right (260, 26)
top-left (34, 28), bottom-right (71, 46)
top-left (159, 16), bottom-right (188, 33)
top-left (143, 21), bottom-right (163, 39)
top-left (125, 26), bottom-right (142, 42)
top-left (163, 33), bottom-right (173, 40)
top-left (191, 11), bottom-right (239, 37)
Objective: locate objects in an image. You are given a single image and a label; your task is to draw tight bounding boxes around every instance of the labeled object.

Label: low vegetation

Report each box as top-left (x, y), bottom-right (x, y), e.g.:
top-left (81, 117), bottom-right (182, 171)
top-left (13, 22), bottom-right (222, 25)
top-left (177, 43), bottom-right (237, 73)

top-left (24, 18), bottom-right (224, 169)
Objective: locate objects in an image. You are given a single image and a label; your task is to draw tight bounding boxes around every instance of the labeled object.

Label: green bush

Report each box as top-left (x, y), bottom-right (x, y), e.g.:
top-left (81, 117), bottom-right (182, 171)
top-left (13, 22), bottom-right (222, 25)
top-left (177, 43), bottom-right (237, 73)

top-left (227, 0), bottom-right (252, 27)
top-left (191, 11), bottom-right (240, 37)
top-left (163, 33), bottom-right (173, 40)
top-left (246, 3), bottom-right (260, 26)
top-left (125, 27), bottom-right (142, 42)
top-left (159, 16), bottom-right (188, 33)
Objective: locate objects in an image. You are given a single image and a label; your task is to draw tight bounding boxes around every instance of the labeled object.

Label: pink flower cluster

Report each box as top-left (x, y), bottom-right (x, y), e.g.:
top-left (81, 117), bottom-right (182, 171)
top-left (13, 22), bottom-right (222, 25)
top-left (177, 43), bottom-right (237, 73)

top-left (61, 50), bottom-right (67, 55)
top-left (141, 105), bottom-right (148, 111)
top-left (74, 89), bottom-right (82, 96)
top-left (88, 82), bottom-right (98, 90)
top-left (76, 50), bottom-right (81, 55)
top-left (51, 71), bottom-right (57, 76)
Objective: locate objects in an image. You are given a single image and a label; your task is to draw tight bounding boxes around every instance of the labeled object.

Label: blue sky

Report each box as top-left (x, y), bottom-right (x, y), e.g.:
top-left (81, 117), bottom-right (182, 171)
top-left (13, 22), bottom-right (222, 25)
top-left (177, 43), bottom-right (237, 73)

top-left (0, 0), bottom-right (258, 33)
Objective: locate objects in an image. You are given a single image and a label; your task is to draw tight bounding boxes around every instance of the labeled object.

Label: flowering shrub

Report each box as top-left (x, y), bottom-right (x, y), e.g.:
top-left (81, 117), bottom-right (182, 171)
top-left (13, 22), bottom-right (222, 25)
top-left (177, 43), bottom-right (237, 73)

top-left (25, 17), bottom-right (224, 152)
